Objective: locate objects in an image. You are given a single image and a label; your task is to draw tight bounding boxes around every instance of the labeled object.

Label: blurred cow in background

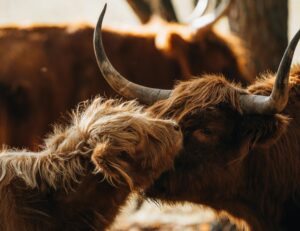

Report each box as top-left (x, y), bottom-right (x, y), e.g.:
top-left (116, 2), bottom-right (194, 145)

top-left (0, 0), bottom-right (251, 150)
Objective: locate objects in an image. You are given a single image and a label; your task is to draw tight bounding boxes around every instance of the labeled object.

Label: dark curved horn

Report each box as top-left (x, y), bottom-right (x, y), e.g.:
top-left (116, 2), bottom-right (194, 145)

top-left (240, 29), bottom-right (300, 114)
top-left (189, 0), bottom-right (232, 30)
top-left (184, 0), bottom-right (210, 23)
top-left (93, 4), bottom-right (172, 105)
top-left (126, 0), bottom-right (152, 24)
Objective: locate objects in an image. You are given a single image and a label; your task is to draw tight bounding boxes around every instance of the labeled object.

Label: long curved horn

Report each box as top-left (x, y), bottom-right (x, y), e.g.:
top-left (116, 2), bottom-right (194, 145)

top-left (152, 0), bottom-right (178, 22)
top-left (240, 29), bottom-right (300, 114)
top-left (190, 0), bottom-right (232, 30)
top-left (93, 4), bottom-right (172, 105)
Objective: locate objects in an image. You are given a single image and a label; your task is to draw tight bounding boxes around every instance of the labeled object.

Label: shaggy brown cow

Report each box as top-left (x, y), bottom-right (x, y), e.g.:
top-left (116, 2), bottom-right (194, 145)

top-left (0, 1), bottom-right (251, 150)
top-left (95, 4), bottom-right (300, 231)
top-left (0, 97), bottom-right (182, 231)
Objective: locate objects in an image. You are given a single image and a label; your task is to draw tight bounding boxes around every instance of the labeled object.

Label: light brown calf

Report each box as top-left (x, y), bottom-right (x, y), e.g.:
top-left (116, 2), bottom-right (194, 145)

top-left (0, 97), bottom-right (182, 231)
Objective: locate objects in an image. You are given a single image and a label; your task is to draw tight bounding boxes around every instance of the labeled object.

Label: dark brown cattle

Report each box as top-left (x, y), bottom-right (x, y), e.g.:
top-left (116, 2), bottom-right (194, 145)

top-left (95, 5), bottom-right (300, 231)
top-left (0, 97), bottom-right (182, 231)
top-left (0, 7), bottom-right (251, 149)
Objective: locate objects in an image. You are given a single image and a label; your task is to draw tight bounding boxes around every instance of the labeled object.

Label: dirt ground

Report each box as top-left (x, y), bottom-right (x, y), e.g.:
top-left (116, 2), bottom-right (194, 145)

top-left (0, 0), bottom-right (299, 230)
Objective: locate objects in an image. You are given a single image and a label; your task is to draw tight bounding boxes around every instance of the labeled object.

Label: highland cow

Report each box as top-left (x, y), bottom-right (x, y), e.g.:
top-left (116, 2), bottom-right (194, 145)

top-left (0, 0), bottom-right (251, 150)
top-left (95, 4), bottom-right (300, 231)
top-left (0, 97), bottom-right (182, 231)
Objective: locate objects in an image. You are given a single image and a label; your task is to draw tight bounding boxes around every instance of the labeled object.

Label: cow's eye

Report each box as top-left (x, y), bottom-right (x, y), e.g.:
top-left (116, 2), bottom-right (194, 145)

top-left (202, 127), bottom-right (213, 135)
top-left (117, 151), bottom-right (132, 162)
top-left (192, 127), bottom-right (214, 142)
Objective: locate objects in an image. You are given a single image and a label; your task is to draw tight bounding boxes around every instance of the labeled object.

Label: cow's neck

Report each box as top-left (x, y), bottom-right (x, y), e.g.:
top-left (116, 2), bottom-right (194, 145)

top-left (52, 172), bottom-right (131, 231)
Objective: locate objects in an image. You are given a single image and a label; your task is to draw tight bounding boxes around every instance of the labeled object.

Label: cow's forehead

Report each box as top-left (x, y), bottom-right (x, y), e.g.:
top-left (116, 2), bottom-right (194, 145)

top-left (168, 76), bottom-right (242, 113)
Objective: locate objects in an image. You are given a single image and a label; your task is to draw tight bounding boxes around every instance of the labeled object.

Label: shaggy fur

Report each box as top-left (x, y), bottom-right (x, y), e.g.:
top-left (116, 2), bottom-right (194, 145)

top-left (0, 23), bottom-right (251, 149)
top-left (145, 65), bottom-right (300, 231)
top-left (0, 97), bottom-right (182, 231)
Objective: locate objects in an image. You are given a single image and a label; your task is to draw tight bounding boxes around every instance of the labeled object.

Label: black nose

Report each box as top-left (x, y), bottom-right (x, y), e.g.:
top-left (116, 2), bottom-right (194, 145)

top-left (173, 124), bottom-right (180, 131)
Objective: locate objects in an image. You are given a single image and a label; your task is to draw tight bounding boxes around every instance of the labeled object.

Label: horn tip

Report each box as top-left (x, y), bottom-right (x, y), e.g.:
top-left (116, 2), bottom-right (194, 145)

top-left (94, 3), bottom-right (107, 38)
top-left (101, 3), bottom-right (108, 21)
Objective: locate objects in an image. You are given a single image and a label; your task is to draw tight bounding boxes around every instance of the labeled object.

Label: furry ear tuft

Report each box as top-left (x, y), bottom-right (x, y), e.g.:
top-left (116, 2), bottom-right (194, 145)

top-left (241, 114), bottom-right (290, 148)
top-left (91, 142), bottom-right (134, 189)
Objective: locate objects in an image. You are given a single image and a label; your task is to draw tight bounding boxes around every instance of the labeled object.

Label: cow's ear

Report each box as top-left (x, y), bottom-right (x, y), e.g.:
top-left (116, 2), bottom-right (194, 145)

top-left (241, 114), bottom-right (290, 148)
top-left (91, 141), bottom-right (133, 188)
top-left (155, 32), bottom-right (191, 78)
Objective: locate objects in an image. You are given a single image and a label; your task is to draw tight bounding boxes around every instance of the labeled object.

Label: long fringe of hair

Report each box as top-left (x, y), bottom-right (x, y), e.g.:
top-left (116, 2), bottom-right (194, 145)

top-left (0, 97), bottom-right (148, 192)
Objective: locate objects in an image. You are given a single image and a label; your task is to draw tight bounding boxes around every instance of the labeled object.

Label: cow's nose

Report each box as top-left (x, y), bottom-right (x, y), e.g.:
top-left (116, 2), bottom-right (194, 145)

top-left (173, 124), bottom-right (180, 131)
